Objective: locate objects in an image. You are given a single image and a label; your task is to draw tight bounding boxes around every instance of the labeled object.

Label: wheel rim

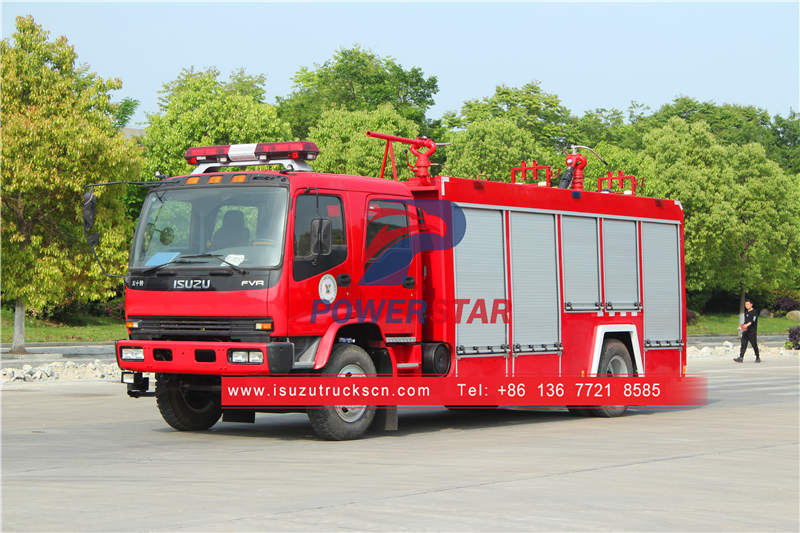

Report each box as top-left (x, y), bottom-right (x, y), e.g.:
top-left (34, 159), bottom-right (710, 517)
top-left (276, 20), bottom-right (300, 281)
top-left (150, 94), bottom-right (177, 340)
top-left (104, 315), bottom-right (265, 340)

top-left (604, 354), bottom-right (629, 377)
top-left (335, 363), bottom-right (367, 423)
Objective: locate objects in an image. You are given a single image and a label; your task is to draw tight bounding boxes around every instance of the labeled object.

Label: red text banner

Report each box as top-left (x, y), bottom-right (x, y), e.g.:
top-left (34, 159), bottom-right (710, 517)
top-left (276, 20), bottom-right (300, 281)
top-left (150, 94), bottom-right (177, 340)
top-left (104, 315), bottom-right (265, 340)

top-left (222, 376), bottom-right (706, 407)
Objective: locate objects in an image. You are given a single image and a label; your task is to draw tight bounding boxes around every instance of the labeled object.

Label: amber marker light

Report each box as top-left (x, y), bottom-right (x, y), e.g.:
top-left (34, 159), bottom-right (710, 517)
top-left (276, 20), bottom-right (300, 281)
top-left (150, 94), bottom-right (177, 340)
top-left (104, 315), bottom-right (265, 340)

top-left (186, 177), bottom-right (200, 184)
top-left (208, 175), bottom-right (223, 184)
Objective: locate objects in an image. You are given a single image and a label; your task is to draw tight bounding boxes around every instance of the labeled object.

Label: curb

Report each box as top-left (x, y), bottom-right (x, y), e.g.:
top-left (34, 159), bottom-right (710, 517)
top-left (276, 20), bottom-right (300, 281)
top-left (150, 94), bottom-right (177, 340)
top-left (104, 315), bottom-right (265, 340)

top-left (1, 341), bottom-right (115, 348)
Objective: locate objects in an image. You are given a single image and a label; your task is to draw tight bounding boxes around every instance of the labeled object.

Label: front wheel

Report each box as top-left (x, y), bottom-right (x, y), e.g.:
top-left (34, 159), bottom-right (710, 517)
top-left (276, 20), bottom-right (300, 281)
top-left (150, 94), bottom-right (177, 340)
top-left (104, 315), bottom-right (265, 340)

top-left (307, 344), bottom-right (377, 440)
top-left (156, 374), bottom-right (221, 431)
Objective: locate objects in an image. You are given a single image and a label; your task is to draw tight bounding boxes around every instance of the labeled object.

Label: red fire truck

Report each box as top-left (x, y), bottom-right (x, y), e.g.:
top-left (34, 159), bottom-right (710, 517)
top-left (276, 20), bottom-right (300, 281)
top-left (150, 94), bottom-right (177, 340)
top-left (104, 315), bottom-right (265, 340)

top-left (83, 132), bottom-right (686, 440)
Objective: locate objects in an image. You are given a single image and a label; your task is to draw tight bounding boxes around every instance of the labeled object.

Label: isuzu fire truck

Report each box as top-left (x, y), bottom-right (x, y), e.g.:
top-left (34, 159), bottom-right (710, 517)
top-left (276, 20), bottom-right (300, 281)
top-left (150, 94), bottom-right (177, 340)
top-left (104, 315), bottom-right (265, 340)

top-left (83, 132), bottom-right (686, 440)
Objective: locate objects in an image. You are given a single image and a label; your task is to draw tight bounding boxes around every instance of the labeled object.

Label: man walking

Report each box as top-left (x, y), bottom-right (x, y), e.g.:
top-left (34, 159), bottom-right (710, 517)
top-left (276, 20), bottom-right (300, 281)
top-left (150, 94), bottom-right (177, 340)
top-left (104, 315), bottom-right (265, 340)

top-left (733, 298), bottom-right (760, 363)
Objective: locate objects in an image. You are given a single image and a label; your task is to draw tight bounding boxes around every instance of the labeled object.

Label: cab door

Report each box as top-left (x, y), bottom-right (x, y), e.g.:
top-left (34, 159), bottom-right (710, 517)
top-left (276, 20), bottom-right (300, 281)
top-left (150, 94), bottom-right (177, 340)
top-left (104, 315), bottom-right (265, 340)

top-left (287, 190), bottom-right (354, 337)
top-left (357, 196), bottom-right (422, 341)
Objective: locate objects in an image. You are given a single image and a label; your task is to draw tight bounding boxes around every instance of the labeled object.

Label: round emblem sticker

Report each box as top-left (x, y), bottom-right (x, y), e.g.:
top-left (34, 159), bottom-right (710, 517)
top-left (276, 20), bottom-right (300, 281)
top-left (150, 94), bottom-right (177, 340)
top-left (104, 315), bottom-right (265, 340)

top-left (318, 274), bottom-right (337, 303)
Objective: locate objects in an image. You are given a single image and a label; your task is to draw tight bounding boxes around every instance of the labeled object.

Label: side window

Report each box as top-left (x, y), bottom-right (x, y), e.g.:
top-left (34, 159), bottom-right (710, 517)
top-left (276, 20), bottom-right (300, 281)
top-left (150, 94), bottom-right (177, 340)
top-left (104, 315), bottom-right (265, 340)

top-left (293, 194), bottom-right (346, 281)
top-left (365, 200), bottom-right (410, 267)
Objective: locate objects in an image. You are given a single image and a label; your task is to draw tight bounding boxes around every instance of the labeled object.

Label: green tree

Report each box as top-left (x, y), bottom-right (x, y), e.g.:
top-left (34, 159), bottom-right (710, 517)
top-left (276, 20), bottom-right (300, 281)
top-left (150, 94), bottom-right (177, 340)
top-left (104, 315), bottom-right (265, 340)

top-left (641, 97), bottom-right (774, 148)
top-left (445, 117), bottom-right (556, 181)
top-left (638, 118), bottom-right (800, 311)
top-left (113, 97), bottom-right (139, 131)
top-left (142, 67), bottom-right (291, 181)
top-left (769, 110), bottom-right (800, 174)
top-left (1, 16), bottom-right (143, 351)
top-left (309, 104), bottom-right (419, 178)
top-left (456, 82), bottom-right (572, 148)
top-left (277, 45), bottom-right (438, 139)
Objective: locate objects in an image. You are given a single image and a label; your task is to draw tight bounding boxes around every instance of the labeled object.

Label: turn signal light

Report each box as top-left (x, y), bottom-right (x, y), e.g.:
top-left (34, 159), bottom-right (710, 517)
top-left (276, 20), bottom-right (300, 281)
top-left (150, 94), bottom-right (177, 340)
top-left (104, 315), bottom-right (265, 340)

top-left (255, 322), bottom-right (273, 331)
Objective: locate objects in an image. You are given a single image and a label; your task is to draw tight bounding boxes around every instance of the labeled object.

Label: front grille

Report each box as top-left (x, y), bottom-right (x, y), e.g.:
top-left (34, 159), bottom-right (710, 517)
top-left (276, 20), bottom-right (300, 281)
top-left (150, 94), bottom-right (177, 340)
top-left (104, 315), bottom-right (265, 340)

top-left (129, 316), bottom-right (269, 342)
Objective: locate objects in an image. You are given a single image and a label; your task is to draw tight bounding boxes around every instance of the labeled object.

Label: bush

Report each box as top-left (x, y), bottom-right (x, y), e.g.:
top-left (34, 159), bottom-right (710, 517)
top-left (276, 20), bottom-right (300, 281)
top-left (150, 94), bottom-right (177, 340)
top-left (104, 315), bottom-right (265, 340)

top-left (686, 309), bottom-right (699, 325)
top-left (788, 326), bottom-right (800, 350)
top-left (101, 297), bottom-right (125, 321)
top-left (773, 296), bottom-right (800, 317)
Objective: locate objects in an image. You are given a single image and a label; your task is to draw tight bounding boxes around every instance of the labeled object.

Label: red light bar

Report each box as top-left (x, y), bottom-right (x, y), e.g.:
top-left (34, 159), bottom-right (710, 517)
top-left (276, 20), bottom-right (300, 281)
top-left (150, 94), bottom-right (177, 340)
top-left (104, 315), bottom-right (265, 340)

top-left (184, 145), bottom-right (229, 165)
top-left (184, 142), bottom-right (320, 166)
top-left (255, 141), bottom-right (319, 161)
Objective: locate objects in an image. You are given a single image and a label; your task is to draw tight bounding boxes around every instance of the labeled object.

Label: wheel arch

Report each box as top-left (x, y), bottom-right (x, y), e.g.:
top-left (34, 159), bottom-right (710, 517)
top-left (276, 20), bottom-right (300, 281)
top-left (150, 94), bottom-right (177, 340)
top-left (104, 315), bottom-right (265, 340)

top-left (590, 325), bottom-right (643, 377)
top-left (313, 320), bottom-right (393, 374)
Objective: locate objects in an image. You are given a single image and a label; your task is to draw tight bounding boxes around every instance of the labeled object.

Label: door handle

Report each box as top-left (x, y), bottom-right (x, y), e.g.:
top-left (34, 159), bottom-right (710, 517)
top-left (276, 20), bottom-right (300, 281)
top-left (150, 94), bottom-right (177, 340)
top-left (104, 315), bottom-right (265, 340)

top-left (402, 276), bottom-right (415, 289)
top-left (337, 273), bottom-right (351, 287)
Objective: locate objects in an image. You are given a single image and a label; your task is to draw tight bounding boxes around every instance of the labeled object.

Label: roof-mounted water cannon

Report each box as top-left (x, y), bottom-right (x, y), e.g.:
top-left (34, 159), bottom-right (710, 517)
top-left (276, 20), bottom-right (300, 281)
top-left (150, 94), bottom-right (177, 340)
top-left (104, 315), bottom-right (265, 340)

top-left (366, 131), bottom-right (438, 185)
top-left (558, 145), bottom-right (608, 191)
top-left (184, 141), bottom-right (319, 174)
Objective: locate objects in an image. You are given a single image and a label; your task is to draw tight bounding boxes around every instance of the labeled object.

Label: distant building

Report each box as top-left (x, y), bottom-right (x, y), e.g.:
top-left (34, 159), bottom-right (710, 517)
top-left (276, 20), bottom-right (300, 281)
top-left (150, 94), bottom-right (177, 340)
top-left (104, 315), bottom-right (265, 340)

top-left (122, 127), bottom-right (144, 140)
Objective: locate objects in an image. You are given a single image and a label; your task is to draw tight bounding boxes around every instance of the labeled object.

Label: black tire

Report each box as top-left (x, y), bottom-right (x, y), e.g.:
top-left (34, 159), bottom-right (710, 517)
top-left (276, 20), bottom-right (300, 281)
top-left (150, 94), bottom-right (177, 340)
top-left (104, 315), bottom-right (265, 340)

top-left (567, 407), bottom-right (593, 416)
top-left (307, 344), bottom-right (377, 440)
top-left (156, 374), bottom-right (221, 431)
top-left (591, 338), bottom-right (634, 417)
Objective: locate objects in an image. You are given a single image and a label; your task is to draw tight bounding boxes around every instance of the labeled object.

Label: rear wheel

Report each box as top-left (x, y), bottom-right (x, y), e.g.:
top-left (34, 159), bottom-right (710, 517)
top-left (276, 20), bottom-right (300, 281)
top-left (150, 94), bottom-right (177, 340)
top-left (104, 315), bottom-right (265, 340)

top-left (307, 344), bottom-right (377, 440)
top-left (156, 374), bottom-right (221, 431)
top-left (591, 338), bottom-right (633, 417)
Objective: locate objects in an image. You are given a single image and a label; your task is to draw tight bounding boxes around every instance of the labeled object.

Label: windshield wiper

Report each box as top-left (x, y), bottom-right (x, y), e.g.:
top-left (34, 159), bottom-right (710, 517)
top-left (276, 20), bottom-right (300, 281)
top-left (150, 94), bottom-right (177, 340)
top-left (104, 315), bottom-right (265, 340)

top-left (139, 258), bottom-right (206, 276)
top-left (179, 254), bottom-right (248, 274)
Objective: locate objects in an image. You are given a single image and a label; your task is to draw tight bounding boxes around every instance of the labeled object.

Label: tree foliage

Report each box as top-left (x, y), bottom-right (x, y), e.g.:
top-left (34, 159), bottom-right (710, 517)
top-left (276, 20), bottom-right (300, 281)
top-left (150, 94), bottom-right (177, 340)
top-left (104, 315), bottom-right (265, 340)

top-left (456, 82), bottom-right (572, 148)
top-left (638, 118), bottom-right (800, 297)
top-left (309, 104), bottom-right (419, 178)
top-left (142, 67), bottom-right (291, 180)
top-left (277, 46), bottom-right (438, 139)
top-left (1, 16), bottom-right (143, 315)
top-left (445, 117), bottom-right (554, 181)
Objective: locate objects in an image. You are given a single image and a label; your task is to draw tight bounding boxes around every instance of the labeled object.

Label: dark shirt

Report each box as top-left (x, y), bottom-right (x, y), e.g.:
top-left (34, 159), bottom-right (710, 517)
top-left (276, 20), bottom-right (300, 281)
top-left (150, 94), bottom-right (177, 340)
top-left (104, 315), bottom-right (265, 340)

top-left (743, 308), bottom-right (758, 334)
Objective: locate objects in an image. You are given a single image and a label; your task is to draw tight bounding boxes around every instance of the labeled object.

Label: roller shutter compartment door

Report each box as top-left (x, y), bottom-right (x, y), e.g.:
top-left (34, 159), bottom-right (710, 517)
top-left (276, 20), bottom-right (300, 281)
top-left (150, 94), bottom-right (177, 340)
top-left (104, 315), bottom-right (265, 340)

top-left (602, 219), bottom-right (640, 311)
top-left (509, 212), bottom-right (560, 350)
top-left (641, 222), bottom-right (682, 345)
top-left (561, 216), bottom-right (601, 312)
top-left (453, 207), bottom-right (507, 353)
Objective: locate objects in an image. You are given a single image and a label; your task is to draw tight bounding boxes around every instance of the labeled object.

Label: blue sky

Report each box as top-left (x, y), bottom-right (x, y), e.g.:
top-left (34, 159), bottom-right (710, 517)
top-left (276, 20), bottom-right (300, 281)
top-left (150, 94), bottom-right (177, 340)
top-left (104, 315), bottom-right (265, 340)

top-left (2, 1), bottom-right (798, 129)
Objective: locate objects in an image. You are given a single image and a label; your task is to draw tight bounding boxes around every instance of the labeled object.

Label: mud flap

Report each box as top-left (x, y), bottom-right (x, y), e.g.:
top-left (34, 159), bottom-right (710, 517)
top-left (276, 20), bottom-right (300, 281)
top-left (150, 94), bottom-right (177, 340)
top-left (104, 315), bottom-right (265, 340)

top-left (371, 406), bottom-right (398, 431)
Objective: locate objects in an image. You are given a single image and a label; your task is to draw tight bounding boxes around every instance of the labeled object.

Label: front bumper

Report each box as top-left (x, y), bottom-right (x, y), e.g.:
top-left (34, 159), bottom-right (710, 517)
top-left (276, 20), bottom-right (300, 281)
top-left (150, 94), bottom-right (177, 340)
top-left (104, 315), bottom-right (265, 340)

top-left (116, 339), bottom-right (294, 375)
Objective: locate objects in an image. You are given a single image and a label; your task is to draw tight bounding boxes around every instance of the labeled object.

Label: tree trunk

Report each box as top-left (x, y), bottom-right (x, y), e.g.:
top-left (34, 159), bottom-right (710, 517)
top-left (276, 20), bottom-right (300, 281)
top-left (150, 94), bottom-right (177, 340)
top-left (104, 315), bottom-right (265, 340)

top-left (738, 286), bottom-right (745, 338)
top-left (10, 299), bottom-right (27, 353)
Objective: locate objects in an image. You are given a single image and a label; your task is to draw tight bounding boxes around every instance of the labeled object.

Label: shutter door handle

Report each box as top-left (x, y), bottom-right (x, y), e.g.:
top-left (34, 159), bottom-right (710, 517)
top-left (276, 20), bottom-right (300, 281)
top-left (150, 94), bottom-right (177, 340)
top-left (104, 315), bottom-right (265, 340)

top-left (337, 273), bottom-right (351, 287)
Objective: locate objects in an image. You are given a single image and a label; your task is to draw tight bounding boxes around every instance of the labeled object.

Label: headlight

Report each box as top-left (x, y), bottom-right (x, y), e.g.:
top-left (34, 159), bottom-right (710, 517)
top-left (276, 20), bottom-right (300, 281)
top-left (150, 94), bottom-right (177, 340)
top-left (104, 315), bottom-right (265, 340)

top-left (120, 347), bottom-right (144, 361)
top-left (230, 351), bottom-right (248, 363)
top-left (229, 350), bottom-right (264, 364)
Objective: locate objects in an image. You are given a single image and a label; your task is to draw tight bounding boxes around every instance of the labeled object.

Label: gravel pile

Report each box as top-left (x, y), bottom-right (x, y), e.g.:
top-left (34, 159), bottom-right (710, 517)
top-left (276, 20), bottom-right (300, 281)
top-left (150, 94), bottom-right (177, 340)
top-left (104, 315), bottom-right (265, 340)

top-left (1, 360), bottom-right (123, 383)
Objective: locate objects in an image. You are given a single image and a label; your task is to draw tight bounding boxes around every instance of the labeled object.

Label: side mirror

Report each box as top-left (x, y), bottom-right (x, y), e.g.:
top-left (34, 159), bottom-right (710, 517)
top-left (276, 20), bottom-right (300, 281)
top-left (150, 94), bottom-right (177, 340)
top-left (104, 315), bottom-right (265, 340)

top-left (310, 218), bottom-right (332, 256)
top-left (82, 190), bottom-right (97, 233)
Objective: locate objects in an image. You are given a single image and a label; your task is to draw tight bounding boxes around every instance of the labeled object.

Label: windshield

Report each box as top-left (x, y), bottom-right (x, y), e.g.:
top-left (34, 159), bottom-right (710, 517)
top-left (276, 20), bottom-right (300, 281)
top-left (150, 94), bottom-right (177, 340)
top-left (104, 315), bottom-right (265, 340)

top-left (130, 186), bottom-right (288, 270)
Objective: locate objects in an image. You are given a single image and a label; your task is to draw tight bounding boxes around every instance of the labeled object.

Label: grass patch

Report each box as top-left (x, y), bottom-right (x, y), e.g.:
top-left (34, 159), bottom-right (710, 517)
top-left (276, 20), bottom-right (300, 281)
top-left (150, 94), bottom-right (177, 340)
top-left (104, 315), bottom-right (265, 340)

top-left (0, 307), bottom-right (126, 344)
top-left (687, 313), bottom-right (798, 336)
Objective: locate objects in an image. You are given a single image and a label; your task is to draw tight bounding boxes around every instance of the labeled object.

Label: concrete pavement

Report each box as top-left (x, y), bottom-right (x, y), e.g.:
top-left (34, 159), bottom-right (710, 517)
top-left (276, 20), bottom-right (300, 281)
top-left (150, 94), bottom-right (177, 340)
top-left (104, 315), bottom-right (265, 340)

top-left (2, 356), bottom-right (797, 531)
